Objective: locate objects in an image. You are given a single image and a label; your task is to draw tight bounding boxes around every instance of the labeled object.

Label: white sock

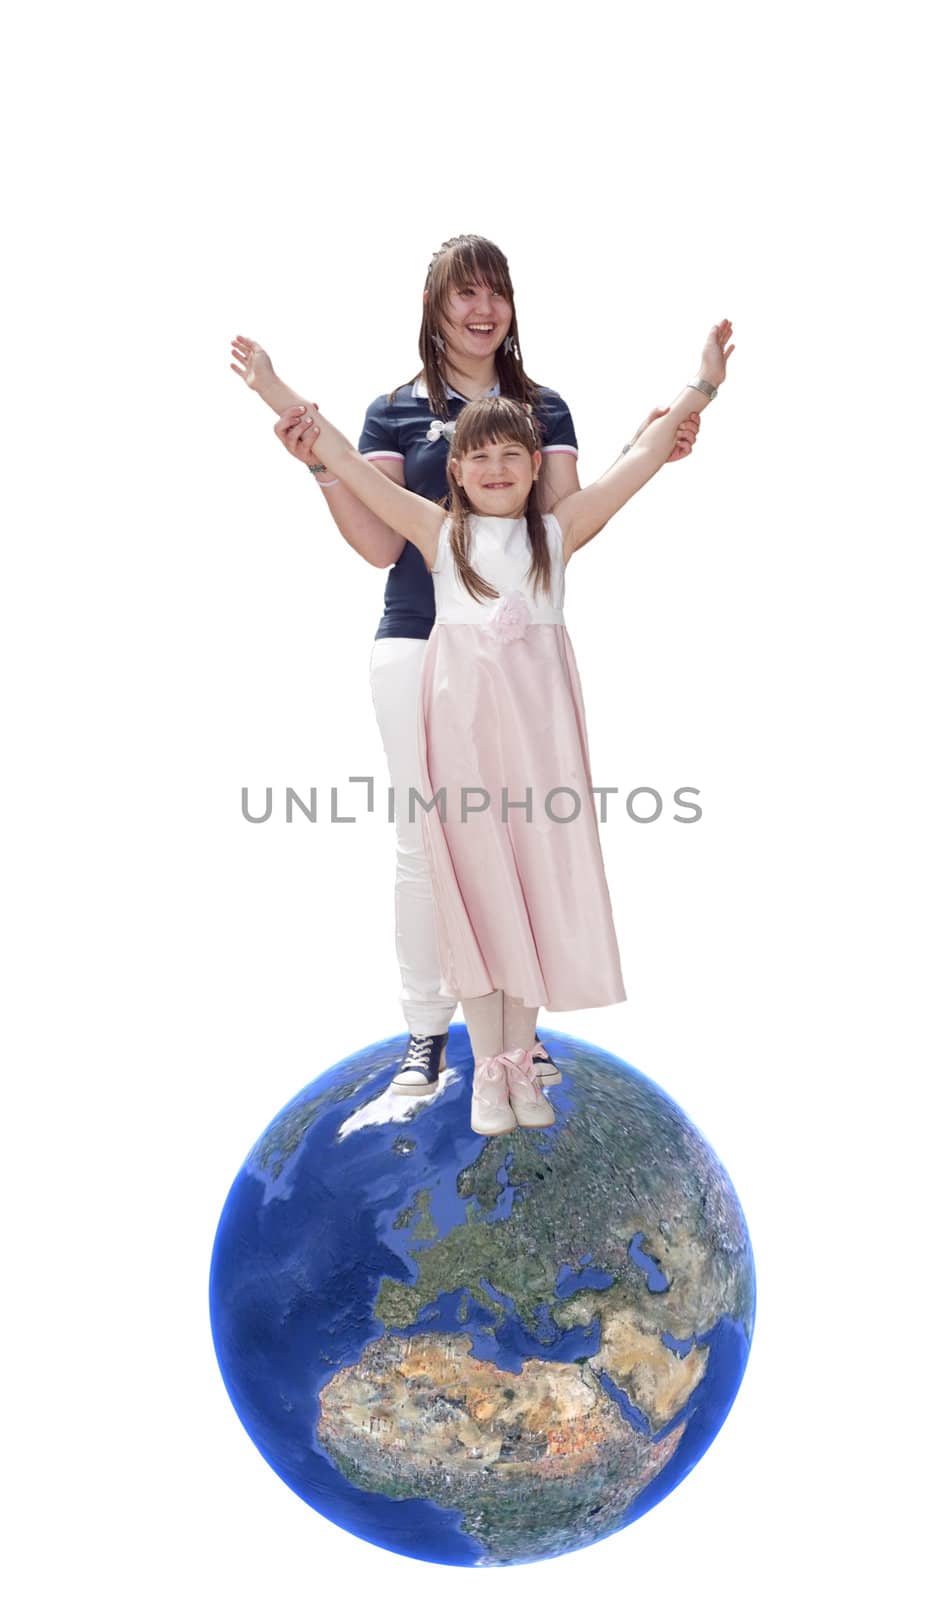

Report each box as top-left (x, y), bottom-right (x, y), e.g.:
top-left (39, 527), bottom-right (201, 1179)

top-left (462, 991), bottom-right (504, 1060)
top-left (503, 994), bottom-right (538, 1052)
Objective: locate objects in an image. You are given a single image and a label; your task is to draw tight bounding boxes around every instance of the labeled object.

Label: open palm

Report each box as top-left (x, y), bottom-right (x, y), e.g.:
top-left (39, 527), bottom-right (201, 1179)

top-left (230, 334), bottom-right (274, 390)
top-left (700, 319), bottom-right (735, 388)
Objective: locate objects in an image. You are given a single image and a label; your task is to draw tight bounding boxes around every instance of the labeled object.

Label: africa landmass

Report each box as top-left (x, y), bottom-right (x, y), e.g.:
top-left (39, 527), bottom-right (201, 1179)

top-left (317, 1331), bottom-right (686, 1565)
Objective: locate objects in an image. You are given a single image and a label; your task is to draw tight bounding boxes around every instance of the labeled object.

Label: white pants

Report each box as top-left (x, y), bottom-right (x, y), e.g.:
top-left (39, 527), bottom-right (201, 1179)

top-left (369, 636), bottom-right (459, 1037)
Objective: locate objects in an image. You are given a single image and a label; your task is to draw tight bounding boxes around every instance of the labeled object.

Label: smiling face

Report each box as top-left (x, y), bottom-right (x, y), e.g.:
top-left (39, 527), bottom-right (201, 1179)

top-left (451, 435), bottom-right (541, 519)
top-left (445, 397), bottom-right (551, 599)
top-left (439, 278), bottom-right (513, 369)
top-left (420, 238), bottom-right (520, 403)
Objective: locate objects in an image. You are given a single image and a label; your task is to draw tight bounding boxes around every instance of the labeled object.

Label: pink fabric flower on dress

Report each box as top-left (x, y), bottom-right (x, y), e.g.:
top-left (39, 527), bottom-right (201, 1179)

top-left (485, 590), bottom-right (531, 644)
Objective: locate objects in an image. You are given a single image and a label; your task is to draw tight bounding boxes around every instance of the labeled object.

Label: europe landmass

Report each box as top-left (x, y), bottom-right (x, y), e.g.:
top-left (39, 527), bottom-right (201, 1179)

top-left (377, 1051), bottom-right (754, 1353)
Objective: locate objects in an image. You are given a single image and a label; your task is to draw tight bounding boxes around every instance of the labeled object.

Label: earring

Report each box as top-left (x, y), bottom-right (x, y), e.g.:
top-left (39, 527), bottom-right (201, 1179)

top-left (503, 335), bottom-right (521, 360)
top-left (431, 331), bottom-right (446, 353)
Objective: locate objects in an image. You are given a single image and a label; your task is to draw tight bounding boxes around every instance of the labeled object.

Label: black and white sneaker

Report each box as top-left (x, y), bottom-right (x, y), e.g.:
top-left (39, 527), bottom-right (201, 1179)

top-left (392, 1032), bottom-right (448, 1096)
top-left (532, 1035), bottom-right (562, 1084)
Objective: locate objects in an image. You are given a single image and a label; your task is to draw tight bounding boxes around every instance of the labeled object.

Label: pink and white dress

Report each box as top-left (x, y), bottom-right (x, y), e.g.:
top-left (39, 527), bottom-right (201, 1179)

top-left (415, 512), bottom-right (626, 1012)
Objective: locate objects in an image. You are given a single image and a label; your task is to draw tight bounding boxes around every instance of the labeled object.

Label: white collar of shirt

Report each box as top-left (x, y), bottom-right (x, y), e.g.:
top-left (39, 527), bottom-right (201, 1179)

top-left (412, 376), bottom-right (500, 402)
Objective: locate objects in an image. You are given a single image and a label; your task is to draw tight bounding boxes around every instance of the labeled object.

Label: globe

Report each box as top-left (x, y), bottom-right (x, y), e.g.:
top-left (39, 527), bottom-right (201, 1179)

top-left (209, 1026), bottom-right (755, 1566)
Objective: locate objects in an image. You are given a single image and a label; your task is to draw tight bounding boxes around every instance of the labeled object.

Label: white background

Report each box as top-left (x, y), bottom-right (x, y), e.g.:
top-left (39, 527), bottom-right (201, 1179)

top-left (4, 1), bottom-right (930, 1593)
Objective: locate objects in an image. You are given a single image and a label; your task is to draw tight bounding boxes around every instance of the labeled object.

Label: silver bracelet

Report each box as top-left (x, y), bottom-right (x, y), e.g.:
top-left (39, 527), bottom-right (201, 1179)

top-left (308, 464), bottom-right (340, 487)
top-left (688, 377), bottom-right (718, 400)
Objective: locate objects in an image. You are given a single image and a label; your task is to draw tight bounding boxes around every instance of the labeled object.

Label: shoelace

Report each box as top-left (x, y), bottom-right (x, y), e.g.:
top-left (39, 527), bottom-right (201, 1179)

top-left (402, 1035), bottom-right (435, 1069)
top-left (503, 1049), bottom-right (540, 1090)
top-left (473, 1054), bottom-right (513, 1105)
top-left (476, 1049), bottom-right (536, 1081)
top-left (476, 1053), bottom-right (508, 1078)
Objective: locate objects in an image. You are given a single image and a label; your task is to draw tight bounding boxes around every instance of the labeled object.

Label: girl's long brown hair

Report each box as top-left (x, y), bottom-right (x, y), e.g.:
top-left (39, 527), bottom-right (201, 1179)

top-left (393, 235), bottom-right (543, 417)
top-left (445, 397), bottom-right (553, 604)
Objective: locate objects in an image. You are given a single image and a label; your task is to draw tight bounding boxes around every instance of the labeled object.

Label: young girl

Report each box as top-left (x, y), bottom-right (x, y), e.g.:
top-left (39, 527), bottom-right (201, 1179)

top-left (267, 319), bottom-right (733, 1136)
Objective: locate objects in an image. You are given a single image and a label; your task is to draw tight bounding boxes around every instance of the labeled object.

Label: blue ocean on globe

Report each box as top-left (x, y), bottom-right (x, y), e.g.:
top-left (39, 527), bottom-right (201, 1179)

top-left (210, 1026), bottom-right (755, 1566)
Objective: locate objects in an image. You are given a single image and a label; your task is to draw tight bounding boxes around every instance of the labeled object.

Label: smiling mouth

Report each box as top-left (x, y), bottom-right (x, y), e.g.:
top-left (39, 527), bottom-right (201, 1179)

top-left (482, 482), bottom-right (514, 490)
top-left (466, 323), bottom-right (495, 333)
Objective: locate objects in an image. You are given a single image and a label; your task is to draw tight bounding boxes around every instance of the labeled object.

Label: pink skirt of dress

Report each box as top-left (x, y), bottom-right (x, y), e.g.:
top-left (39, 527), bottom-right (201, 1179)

top-left (415, 622), bottom-right (626, 1011)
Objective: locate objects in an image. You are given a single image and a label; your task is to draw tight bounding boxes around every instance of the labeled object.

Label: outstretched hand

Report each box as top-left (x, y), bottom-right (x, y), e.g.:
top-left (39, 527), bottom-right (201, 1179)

top-left (230, 334), bottom-right (276, 391)
top-left (632, 406), bottom-right (702, 463)
top-left (275, 404), bottom-right (325, 469)
top-left (699, 319), bottom-right (735, 388)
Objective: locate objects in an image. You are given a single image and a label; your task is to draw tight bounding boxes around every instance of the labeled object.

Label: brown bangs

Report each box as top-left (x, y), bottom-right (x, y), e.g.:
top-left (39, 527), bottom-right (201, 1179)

top-left (435, 237), bottom-right (513, 302)
top-left (451, 396), bottom-right (542, 458)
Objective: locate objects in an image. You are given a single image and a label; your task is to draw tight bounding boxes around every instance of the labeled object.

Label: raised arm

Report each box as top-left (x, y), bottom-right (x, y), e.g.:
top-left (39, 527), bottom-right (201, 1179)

top-left (286, 404), bottom-right (445, 571)
top-left (553, 321), bottom-right (734, 562)
top-left (230, 336), bottom-right (406, 569)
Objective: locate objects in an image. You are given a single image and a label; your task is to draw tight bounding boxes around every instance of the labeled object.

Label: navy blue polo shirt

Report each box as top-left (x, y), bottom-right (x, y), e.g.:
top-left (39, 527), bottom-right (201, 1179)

top-left (358, 378), bottom-right (578, 640)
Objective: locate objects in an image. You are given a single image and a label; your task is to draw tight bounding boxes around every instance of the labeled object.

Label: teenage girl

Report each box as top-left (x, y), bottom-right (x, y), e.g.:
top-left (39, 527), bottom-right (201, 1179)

top-left (238, 320), bottom-right (734, 1135)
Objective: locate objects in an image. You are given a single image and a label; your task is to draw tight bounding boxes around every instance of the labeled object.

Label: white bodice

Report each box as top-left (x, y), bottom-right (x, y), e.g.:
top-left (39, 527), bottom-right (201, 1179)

top-left (431, 513), bottom-right (566, 624)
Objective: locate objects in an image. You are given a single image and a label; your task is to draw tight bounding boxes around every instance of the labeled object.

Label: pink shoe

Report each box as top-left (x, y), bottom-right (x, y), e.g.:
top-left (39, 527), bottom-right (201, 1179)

top-left (503, 1048), bottom-right (556, 1129)
top-left (471, 1054), bottom-right (518, 1136)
